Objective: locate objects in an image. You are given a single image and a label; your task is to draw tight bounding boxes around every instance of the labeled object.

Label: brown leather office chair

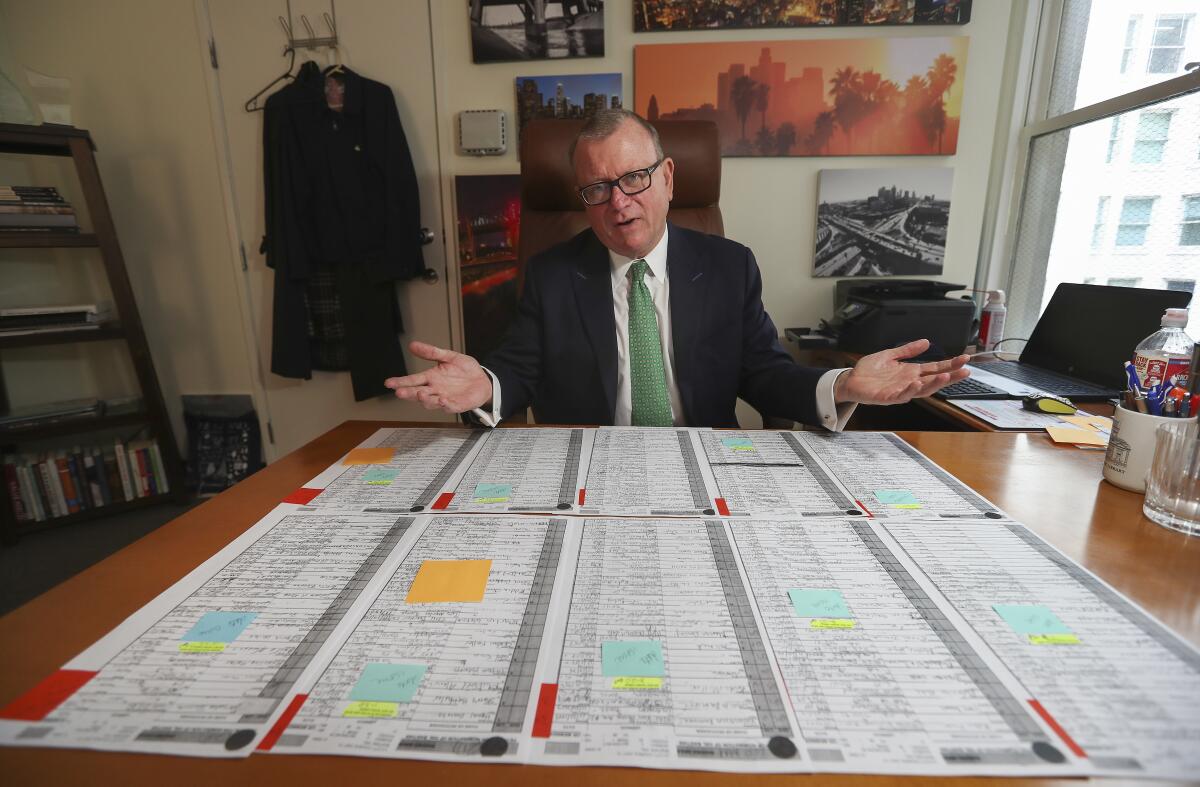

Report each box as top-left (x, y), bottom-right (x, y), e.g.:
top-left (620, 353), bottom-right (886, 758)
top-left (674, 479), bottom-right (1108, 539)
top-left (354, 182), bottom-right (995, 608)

top-left (515, 118), bottom-right (792, 430)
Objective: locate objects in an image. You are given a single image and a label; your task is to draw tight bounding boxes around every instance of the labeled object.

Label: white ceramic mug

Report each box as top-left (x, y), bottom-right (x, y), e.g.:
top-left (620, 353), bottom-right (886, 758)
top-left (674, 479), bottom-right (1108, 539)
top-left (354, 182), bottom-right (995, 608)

top-left (1103, 405), bottom-right (1197, 492)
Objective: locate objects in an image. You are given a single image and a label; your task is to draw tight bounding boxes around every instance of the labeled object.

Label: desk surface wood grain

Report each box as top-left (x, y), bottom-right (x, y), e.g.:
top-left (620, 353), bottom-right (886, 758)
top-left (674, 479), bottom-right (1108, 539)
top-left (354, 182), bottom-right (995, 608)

top-left (1, 421), bottom-right (1196, 786)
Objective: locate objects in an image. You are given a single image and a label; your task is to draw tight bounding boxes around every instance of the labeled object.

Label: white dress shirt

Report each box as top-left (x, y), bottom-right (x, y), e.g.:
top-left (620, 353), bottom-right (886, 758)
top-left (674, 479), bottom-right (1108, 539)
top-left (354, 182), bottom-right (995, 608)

top-left (474, 227), bottom-right (857, 430)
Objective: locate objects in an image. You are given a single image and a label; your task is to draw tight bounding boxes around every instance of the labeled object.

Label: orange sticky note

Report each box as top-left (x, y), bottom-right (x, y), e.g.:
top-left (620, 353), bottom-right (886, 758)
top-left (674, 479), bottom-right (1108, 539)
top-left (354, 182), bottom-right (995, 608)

top-left (343, 447), bottom-right (396, 465)
top-left (405, 559), bottom-right (492, 603)
top-left (1045, 426), bottom-right (1107, 446)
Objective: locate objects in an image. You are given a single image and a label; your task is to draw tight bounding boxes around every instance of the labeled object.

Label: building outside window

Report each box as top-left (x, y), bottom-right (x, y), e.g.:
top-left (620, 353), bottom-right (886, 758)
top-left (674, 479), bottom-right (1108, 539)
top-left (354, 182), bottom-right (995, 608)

top-left (1181, 194), bottom-right (1200, 244)
top-left (1121, 15), bottom-right (1141, 73)
top-left (1116, 197), bottom-right (1157, 246)
top-left (1106, 115), bottom-right (1123, 162)
top-left (1148, 15), bottom-right (1192, 74)
top-left (1000, 1), bottom-right (1200, 340)
top-left (1132, 109), bottom-right (1174, 163)
top-left (1165, 278), bottom-right (1196, 295)
top-left (1091, 196), bottom-right (1109, 247)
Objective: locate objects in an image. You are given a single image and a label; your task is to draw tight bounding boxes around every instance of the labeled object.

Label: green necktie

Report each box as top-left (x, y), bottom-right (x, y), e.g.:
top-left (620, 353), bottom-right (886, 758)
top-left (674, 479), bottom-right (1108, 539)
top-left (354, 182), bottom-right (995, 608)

top-left (627, 260), bottom-right (673, 426)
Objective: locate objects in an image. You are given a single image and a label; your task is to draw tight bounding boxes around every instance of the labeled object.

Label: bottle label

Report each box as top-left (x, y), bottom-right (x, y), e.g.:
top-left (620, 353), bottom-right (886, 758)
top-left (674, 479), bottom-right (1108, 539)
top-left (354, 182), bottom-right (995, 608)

top-left (980, 309), bottom-right (1006, 352)
top-left (1134, 353), bottom-right (1190, 389)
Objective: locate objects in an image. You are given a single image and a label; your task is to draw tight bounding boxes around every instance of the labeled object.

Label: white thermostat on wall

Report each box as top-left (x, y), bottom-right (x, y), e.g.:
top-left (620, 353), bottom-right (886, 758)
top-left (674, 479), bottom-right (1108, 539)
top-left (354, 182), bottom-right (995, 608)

top-left (458, 109), bottom-right (507, 156)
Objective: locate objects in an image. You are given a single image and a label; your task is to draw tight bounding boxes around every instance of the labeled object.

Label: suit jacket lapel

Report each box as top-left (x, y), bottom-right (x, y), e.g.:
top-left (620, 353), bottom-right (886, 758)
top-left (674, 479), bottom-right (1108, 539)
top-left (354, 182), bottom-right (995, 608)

top-left (667, 225), bottom-right (708, 425)
top-left (569, 233), bottom-right (618, 418)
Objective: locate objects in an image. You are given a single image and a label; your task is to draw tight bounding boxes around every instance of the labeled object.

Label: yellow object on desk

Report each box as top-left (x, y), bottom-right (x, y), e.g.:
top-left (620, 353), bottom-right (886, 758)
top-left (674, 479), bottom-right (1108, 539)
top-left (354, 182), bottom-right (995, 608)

top-left (1045, 425), bottom-right (1109, 446)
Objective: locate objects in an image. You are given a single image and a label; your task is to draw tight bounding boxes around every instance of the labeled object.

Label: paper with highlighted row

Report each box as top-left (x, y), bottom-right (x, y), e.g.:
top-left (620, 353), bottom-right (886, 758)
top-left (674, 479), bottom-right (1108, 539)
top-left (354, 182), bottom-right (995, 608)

top-left (1, 427), bottom-right (1196, 780)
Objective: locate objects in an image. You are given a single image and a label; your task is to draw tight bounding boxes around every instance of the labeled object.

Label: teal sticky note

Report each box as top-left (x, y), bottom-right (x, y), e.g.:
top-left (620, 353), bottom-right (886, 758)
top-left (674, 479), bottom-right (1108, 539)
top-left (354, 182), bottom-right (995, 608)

top-left (348, 663), bottom-right (427, 703)
top-left (473, 482), bottom-right (512, 502)
top-left (789, 589), bottom-right (852, 619)
top-left (602, 640), bottom-right (665, 677)
top-left (362, 467), bottom-right (398, 485)
top-left (874, 489), bottom-right (920, 506)
top-left (992, 604), bottom-right (1072, 635)
top-left (181, 611), bottom-right (258, 643)
top-left (721, 437), bottom-right (755, 451)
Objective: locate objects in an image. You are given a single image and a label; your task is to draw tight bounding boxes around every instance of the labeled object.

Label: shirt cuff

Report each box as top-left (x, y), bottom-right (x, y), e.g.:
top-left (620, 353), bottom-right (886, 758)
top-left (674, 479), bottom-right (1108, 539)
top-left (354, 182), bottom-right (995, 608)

top-left (470, 366), bottom-right (503, 428)
top-left (816, 368), bottom-right (857, 432)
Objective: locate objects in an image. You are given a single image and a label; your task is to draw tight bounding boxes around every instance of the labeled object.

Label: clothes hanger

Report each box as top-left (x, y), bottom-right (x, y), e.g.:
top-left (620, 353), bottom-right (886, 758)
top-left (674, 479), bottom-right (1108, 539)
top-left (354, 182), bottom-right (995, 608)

top-left (245, 46), bottom-right (297, 113)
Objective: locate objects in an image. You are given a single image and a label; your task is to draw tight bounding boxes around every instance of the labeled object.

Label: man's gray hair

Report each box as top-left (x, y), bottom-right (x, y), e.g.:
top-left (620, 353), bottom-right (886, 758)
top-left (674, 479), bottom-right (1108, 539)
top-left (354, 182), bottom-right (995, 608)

top-left (569, 108), bottom-right (664, 166)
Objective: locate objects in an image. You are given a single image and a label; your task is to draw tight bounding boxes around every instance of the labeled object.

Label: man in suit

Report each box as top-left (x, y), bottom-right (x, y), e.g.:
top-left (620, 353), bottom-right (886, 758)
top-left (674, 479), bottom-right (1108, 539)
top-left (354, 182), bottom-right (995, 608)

top-left (385, 109), bottom-right (969, 428)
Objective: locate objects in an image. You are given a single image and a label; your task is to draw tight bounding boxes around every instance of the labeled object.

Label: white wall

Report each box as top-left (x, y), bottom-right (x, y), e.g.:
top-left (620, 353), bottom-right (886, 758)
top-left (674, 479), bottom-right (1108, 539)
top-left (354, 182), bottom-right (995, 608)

top-left (431, 1), bottom-right (1018, 334)
top-left (0, 0), bottom-right (1019, 450)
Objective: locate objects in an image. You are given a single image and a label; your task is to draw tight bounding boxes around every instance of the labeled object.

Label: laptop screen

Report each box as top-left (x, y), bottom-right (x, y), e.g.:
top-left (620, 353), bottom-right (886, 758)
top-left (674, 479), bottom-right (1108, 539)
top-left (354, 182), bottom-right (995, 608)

top-left (1019, 283), bottom-right (1192, 389)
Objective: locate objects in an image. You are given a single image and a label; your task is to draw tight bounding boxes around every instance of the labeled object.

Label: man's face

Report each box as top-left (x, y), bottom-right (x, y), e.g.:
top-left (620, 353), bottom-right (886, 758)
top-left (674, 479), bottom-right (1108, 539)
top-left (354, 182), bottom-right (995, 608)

top-left (573, 120), bottom-right (674, 260)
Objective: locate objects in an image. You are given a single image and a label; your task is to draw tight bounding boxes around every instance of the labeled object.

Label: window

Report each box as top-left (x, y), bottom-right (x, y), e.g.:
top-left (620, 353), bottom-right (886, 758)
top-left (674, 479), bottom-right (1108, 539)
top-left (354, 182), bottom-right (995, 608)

top-left (1107, 278), bottom-right (1141, 287)
top-left (1182, 195), bottom-right (1200, 245)
top-left (1165, 279), bottom-right (1196, 295)
top-left (995, 1), bottom-right (1200, 340)
top-left (1147, 15), bottom-right (1191, 74)
top-left (1121, 16), bottom-right (1142, 74)
top-left (1132, 110), bottom-right (1173, 163)
top-left (1091, 196), bottom-right (1109, 248)
top-left (1116, 197), bottom-right (1157, 246)
top-left (1106, 116), bottom-right (1123, 163)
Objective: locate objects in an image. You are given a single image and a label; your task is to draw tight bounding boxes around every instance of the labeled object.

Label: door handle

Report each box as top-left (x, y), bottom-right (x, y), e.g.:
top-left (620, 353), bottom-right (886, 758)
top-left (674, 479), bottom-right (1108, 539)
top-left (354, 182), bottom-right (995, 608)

top-left (418, 228), bottom-right (438, 282)
top-left (418, 227), bottom-right (435, 246)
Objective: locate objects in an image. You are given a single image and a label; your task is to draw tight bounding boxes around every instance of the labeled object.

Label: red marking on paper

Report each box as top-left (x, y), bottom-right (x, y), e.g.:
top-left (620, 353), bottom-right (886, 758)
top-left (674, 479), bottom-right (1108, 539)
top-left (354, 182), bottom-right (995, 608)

top-left (432, 492), bottom-right (455, 510)
top-left (855, 499), bottom-right (875, 517)
top-left (282, 487), bottom-right (322, 505)
top-left (257, 693), bottom-right (308, 751)
top-left (0, 669), bottom-right (97, 720)
top-left (714, 498), bottom-right (730, 516)
top-left (1029, 699), bottom-right (1086, 758)
top-left (578, 488), bottom-right (586, 506)
top-left (532, 683), bottom-right (558, 738)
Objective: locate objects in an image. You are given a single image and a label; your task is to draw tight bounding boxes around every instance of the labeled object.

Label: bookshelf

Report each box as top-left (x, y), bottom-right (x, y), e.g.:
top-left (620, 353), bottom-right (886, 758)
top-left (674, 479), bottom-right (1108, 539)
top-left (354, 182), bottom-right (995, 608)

top-left (0, 122), bottom-right (184, 542)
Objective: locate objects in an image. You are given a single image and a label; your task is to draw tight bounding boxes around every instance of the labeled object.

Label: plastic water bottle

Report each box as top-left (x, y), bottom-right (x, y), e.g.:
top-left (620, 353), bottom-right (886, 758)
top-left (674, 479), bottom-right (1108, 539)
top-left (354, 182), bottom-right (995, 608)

top-left (1133, 308), bottom-right (1193, 389)
top-left (979, 290), bottom-right (1007, 352)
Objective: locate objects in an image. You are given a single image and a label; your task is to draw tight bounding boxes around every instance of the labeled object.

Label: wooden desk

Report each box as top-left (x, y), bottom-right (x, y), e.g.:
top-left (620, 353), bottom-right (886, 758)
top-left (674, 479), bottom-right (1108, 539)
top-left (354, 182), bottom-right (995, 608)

top-left (1, 421), bottom-right (1197, 786)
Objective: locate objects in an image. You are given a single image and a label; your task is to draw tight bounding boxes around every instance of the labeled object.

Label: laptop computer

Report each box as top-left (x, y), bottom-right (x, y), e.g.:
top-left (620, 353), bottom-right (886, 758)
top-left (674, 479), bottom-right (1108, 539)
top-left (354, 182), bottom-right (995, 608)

top-left (937, 283), bottom-right (1193, 401)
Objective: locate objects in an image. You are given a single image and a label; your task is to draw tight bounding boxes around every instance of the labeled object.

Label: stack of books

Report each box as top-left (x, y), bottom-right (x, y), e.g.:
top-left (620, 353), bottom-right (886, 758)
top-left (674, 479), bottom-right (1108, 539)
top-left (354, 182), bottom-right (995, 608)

top-left (0, 185), bottom-right (79, 233)
top-left (3, 438), bottom-right (171, 524)
top-left (0, 303), bottom-right (113, 336)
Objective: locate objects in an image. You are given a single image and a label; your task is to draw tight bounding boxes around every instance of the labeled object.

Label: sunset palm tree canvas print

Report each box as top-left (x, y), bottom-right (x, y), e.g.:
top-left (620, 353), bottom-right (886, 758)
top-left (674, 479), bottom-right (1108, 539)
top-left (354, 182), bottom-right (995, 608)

top-left (635, 37), bottom-right (968, 157)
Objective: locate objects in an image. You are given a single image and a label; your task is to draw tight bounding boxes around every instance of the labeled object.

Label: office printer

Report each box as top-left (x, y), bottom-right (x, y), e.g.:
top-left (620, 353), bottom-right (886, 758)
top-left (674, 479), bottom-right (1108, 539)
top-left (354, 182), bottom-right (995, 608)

top-left (820, 280), bottom-right (974, 358)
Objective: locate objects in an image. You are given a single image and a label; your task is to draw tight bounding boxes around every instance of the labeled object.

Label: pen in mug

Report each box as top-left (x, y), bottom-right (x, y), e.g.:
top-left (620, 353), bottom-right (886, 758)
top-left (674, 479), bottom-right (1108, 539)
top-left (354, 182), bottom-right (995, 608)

top-left (1124, 360), bottom-right (1142, 393)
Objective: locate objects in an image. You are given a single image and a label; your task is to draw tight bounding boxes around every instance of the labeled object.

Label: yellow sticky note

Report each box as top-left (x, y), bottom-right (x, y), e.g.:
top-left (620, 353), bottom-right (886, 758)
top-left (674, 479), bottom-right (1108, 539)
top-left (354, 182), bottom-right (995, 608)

top-left (1029, 633), bottom-right (1081, 645)
top-left (811, 619), bottom-right (856, 629)
top-left (343, 447), bottom-right (396, 465)
top-left (1045, 426), bottom-right (1108, 446)
top-left (343, 701), bottom-right (399, 718)
top-left (612, 677), bottom-right (663, 690)
top-left (1058, 416), bottom-right (1111, 432)
top-left (406, 559), bottom-right (492, 603)
top-left (179, 642), bottom-right (225, 653)
top-left (890, 504), bottom-right (923, 509)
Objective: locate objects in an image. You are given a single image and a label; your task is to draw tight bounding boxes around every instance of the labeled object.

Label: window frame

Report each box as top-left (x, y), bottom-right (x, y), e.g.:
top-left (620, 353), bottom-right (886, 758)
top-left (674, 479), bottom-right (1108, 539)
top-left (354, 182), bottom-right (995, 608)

top-left (1147, 14), bottom-right (1193, 75)
top-left (1181, 193), bottom-right (1200, 245)
top-left (1115, 196), bottom-right (1158, 247)
top-left (981, 0), bottom-right (1200, 337)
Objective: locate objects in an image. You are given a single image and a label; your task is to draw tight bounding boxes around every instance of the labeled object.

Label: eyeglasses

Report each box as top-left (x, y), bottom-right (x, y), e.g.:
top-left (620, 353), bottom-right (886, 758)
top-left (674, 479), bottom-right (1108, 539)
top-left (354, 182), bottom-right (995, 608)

top-left (577, 160), bottom-right (663, 206)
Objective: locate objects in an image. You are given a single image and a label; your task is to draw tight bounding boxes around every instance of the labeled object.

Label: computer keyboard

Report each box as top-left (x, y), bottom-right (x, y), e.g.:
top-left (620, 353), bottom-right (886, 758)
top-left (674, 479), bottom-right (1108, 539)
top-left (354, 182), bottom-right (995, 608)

top-left (981, 362), bottom-right (1114, 397)
top-left (934, 378), bottom-right (1012, 399)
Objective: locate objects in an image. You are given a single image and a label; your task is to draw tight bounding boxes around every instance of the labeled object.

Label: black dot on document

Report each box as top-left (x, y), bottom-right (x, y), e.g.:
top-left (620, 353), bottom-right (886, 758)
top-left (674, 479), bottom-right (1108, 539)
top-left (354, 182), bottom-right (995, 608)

top-left (985, 511), bottom-right (1002, 519)
top-left (480, 736), bottom-right (508, 756)
top-left (409, 505), bottom-right (424, 512)
top-left (767, 736), bottom-right (797, 759)
top-left (702, 508), bottom-right (715, 516)
top-left (1032, 741), bottom-right (1066, 763)
top-left (224, 729), bottom-right (256, 750)
top-left (556, 502), bottom-right (571, 510)
top-left (846, 509), bottom-right (862, 516)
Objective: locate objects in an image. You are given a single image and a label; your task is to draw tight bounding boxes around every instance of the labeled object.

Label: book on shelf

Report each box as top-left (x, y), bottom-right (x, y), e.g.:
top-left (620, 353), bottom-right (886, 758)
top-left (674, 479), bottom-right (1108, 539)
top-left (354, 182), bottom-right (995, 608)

top-left (0, 397), bottom-right (104, 431)
top-left (2, 437), bottom-right (170, 525)
top-left (0, 204), bottom-right (75, 214)
top-left (0, 303), bottom-right (113, 336)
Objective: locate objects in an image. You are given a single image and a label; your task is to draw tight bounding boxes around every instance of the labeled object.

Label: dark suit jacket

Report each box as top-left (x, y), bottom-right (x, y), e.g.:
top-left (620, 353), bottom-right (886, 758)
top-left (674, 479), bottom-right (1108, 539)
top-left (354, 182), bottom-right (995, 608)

top-left (484, 224), bottom-right (825, 427)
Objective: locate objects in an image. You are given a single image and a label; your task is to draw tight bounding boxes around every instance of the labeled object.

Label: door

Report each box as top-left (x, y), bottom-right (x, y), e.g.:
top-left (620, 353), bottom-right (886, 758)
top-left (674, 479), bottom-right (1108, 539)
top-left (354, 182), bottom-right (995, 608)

top-left (204, 0), bottom-right (453, 459)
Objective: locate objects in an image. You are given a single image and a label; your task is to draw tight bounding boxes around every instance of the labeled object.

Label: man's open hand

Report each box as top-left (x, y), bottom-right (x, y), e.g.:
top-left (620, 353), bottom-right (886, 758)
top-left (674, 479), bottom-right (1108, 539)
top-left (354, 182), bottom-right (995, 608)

top-left (384, 341), bottom-right (493, 414)
top-left (835, 339), bottom-right (969, 405)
